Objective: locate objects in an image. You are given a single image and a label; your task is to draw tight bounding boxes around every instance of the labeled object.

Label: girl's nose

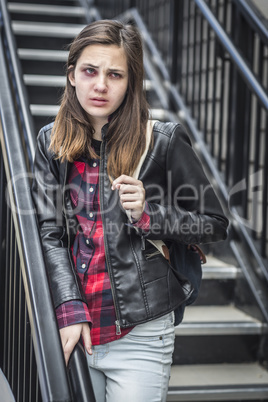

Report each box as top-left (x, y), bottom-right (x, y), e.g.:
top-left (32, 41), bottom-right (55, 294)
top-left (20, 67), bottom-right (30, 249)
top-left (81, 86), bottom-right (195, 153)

top-left (94, 75), bottom-right (108, 93)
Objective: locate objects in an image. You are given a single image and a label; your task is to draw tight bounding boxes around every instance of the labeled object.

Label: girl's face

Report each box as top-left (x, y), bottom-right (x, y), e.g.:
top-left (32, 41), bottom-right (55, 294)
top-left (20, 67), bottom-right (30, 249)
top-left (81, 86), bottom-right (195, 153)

top-left (68, 44), bottom-right (129, 128)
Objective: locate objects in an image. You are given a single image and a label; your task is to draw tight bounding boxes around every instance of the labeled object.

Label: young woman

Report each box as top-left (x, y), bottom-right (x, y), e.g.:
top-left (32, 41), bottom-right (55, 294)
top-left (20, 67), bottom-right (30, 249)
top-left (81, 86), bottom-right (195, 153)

top-left (32, 20), bottom-right (228, 402)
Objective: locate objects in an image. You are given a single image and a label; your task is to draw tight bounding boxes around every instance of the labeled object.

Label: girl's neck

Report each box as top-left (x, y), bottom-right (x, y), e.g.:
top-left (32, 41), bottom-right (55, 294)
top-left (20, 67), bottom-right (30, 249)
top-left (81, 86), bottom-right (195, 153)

top-left (92, 118), bottom-right (108, 141)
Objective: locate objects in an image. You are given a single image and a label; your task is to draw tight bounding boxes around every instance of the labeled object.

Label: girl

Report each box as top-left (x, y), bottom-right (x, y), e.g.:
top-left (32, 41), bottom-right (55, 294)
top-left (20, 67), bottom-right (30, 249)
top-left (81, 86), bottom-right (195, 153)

top-left (32, 20), bottom-right (228, 402)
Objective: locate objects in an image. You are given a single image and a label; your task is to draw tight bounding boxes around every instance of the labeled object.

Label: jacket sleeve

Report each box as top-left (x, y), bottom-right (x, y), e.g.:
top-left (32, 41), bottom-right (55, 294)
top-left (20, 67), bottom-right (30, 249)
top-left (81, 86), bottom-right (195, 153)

top-left (143, 123), bottom-right (229, 244)
top-left (31, 127), bottom-right (86, 309)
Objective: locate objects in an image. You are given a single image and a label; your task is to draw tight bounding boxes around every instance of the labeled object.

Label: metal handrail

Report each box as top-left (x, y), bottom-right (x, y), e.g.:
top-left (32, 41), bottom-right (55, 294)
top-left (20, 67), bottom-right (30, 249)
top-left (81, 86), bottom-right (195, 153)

top-left (0, 35), bottom-right (72, 402)
top-left (194, 0), bottom-right (268, 112)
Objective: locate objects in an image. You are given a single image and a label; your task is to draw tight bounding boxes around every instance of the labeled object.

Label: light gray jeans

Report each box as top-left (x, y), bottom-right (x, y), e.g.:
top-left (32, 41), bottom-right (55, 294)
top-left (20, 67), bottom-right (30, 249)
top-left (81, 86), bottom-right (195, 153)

top-left (86, 312), bottom-right (175, 402)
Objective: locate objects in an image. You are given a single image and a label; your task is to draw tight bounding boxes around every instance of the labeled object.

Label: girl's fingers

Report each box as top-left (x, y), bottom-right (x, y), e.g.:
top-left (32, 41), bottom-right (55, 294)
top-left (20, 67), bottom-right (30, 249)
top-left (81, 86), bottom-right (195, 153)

top-left (112, 175), bottom-right (143, 190)
top-left (82, 323), bottom-right (92, 355)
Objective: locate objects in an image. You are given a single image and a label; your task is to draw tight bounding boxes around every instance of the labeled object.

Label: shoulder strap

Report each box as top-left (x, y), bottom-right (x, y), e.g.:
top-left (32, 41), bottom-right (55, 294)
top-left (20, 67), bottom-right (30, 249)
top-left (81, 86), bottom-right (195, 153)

top-left (126, 120), bottom-right (167, 258)
top-left (125, 119), bottom-right (156, 223)
top-left (131, 120), bottom-right (157, 180)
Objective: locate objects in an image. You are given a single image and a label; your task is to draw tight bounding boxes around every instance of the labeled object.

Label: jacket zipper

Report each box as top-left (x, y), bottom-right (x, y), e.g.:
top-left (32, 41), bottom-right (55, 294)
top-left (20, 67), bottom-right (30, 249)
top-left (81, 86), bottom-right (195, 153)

top-left (99, 139), bottom-right (121, 335)
top-left (141, 234), bottom-right (145, 250)
top-left (62, 163), bottom-right (71, 249)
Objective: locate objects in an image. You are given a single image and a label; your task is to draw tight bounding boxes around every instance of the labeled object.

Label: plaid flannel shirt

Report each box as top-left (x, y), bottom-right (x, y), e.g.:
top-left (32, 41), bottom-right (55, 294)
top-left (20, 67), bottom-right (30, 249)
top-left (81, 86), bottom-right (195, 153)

top-left (56, 139), bottom-right (150, 345)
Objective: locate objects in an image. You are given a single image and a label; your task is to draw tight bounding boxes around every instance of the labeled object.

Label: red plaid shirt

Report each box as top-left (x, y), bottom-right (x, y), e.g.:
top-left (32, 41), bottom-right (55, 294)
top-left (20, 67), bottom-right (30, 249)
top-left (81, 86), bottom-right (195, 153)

top-left (56, 139), bottom-right (150, 345)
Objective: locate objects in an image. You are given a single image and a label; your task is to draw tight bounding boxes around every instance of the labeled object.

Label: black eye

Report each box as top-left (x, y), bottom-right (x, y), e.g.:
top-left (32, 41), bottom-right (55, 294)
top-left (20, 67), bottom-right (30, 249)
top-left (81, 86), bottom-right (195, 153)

top-left (110, 72), bottom-right (121, 78)
top-left (85, 68), bottom-right (95, 75)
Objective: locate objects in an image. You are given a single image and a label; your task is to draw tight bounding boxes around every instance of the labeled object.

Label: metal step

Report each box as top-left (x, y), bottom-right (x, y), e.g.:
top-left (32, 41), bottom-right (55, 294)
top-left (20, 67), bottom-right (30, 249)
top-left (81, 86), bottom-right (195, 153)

top-left (202, 255), bottom-right (240, 280)
top-left (23, 74), bottom-right (154, 89)
top-left (176, 305), bottom-right (266, 336)
top-left (167, 363), bottom-right (268, 401)
top-left (29, 104), bottom-right (173, 122)
top-left (12, 21), bottom-right (86, 37)
top-left (18, 48), bottom-right (69, 61)
top-left (8, 0), bottom-right (77, 3)
top-left (24, 74), bottom-right (66, 86)
top-left (8, 3), bottom-right (85, 17)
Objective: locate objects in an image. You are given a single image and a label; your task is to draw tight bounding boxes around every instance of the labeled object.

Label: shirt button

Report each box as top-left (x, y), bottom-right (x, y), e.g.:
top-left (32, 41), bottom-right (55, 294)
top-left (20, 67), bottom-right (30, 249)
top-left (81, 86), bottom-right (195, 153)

top-left (93, 162), bottom-right (97, 167)
top-left (89, 187), bottom-right (94, 193)
top-left (86, 239), bottom-right (90, 245)
top-left (82, 263), bottom-right (86, 269)
top-left (89, 212), bottom-right (93, 218)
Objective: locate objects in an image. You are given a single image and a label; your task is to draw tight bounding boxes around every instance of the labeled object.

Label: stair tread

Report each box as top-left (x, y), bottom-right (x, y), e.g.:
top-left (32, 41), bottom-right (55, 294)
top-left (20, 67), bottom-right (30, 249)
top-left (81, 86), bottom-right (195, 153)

top-left (18, 48), bottom-right (69, 61)
top-left (169, 363), bottom-right (268, 387)
top-left (175, 305), bottom-right (266, 335)
top-left (8, 3), bottom-right (85, 16)
top-left (204, 255), bottom-right (237, 268)
top-left (24, 74), bottom-right (154, 89)
top-left (12, 20), bottom-right (86, 37)
top-left (24, 74), bottom-right (66, 86)
top-left (202, 255), bottom-right (240, 279)
top-left (182, 305), bottom-right (260, 324)
top-left (29, 104), bottom-right (172, 121)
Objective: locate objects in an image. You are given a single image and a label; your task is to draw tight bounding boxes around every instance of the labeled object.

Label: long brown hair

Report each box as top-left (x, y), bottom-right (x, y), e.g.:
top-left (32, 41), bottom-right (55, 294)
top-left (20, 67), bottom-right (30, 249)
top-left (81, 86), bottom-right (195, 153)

top-left (49, 20), bottom-right (150, 178)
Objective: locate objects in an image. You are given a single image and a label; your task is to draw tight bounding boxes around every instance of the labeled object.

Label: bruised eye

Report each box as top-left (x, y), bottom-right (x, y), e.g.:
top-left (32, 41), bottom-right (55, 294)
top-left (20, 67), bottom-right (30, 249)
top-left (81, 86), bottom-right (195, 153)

top-left (109, 72), bottom-right (122, 79)
top-left (85, 68), bottom-right (96, 75)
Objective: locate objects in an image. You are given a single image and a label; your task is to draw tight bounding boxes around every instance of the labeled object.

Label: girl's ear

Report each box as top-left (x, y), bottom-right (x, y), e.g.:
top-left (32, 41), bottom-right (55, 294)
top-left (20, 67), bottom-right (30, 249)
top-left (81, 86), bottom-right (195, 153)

top-left (68, 66), bottom-right (75, 87)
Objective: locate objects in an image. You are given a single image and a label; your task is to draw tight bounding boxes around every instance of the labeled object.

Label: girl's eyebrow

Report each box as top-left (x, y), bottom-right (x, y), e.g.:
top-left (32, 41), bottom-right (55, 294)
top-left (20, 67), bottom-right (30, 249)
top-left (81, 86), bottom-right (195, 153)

top-left (80, 63), bottom-right (126, 73)
top-left (80, 63), bottom-right (99, 69)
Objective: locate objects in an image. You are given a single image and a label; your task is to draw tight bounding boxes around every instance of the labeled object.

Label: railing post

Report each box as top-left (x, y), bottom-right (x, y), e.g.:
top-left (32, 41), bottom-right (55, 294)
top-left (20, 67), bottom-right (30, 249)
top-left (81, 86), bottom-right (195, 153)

top-left (228, 4), bottom-right (252, 209)
top-left (169, 0), bottom-right (182, 84)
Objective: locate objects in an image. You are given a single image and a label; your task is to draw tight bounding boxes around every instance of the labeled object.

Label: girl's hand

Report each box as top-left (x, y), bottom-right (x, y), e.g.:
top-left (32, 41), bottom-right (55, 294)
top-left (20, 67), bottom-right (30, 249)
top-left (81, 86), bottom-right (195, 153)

top-left (60, 322), bottom-right (92, 365)
top-left (112, 175), bottom-right (145, 222)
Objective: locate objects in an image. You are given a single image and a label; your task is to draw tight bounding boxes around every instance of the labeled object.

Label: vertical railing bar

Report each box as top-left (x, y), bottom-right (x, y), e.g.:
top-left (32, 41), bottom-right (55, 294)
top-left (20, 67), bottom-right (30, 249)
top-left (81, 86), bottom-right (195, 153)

top-left (11, 243), bottom-right (19, 397)
top-left (197, 10), bottom-right (203, 129)
top-left (185, 1), bottom-right (191, 105)
top-left (22, 301), bottom-right (28, 402)
top-left (261, 113), bottom-right (268, 257)
top-left (11, 240), bottom-right (15, 393)
top-left (7, 213), bottom-right (14, 389)
top-left (243, 25), bottom-right (254, 221)
top-left (210, 0), bottom-right (220, 158)
top-left (253, 39), bottom-right (263, 240)
top-left (3, 200), bottom-right (10, 376)
top-left (210, 34), bottom-right (216, 157)
top-left (242, 88), bottom-right (252, 219)
top-left (21, 268), bottom-right (27, 402)
top-left (177, 1), bottom-right (184, 87)
top-left (181, 3), bottom-right (187, 96)
top-left (191, 4), bottom-right (197, 116)
top-left (10, 223), bottom-right (16, 394)
top-left (217, 0), bottom-right (228, 173)
top-left (204, 19), bottom-right (210, 142)
top-left (15, 245), bottom-right (20, 399)
top-left (0, 151), bottom-right (7, 370)
top-left (16, 266), bottom-right (23, 402)
top-left (225, 62), bottom-right (234, 186)
top-left (218, 53), bottom-right (224, 171)
top-left (225, 1), bottom-right (237, 187)
top-left (170, 0), bottom-right (179, 84)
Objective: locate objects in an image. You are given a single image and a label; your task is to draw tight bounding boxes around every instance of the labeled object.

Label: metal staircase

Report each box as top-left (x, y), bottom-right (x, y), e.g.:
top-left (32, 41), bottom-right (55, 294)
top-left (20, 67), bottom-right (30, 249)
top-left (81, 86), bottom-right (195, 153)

top-left (2, 0), bottom-right (268, 401)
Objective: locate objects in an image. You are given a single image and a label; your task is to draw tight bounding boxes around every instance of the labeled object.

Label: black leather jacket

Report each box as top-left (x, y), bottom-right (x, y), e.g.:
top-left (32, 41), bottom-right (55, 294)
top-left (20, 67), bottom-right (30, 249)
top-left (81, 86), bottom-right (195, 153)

top-left (32, 121), bottom-right (228, 329)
